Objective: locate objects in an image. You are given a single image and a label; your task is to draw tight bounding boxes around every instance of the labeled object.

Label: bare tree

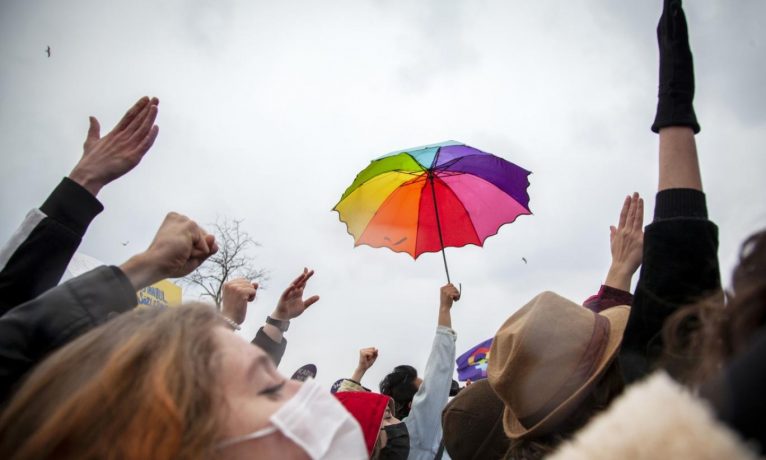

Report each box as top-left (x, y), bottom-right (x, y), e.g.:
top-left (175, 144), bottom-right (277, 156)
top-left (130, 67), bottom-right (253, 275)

top-left (182, 218), bottom-right (267, 309)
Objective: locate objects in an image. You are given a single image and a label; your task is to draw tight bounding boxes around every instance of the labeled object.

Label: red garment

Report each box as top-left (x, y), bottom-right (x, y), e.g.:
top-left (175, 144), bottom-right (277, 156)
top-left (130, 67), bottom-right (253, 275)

top-left (583, 284), bottom-right (633, 313)
top-left (334, 391), bottom-right (390, 455)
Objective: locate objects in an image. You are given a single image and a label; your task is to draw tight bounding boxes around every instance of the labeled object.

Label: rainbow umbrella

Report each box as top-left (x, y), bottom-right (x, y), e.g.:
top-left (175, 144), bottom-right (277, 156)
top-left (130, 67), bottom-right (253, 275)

top-left (333, 141), bottom-right (531, 282)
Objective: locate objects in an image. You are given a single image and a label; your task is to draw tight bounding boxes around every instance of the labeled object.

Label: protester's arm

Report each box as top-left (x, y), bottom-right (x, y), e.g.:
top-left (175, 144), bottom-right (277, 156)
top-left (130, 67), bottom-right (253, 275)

top-left (219, 277), bottom-right (289, 365)
top-left (620, 0), bottom-right (721, 384)
top-left (0, 212), bottom-right (216, 404)
top-left (350, 347), bottom-right (378, 384)
top-left (221, 278), bottom-right (259, 326)
top-left (0, 97), bottom-right (159, 314)
top-left (67, 96), bottom-right (159, 197)
top-left (437, 283), bottom-right (459, 329)
top-left (404, 284), bottom-right (459, 454)
top-left (584, 194), bottom-right (644, 313)
top-left (583, 286), bottom-right (634, 313)
top-left (0, 266), bottom-right (136, 404)
top-left (251, 268), bottom-right (319, 366)
top-left (604, 193), bottom-right (644, 292)
top-left (0, 180), bottom-right (102, 314)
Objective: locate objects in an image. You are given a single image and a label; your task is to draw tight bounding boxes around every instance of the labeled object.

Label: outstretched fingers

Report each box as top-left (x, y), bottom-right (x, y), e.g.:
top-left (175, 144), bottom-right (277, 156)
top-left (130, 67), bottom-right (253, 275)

top-left (290, 268), bottom-right (315, 288)
top-left (136, 125), bottom-right (160, 154)
top-left (625, 193), bottom-right (638, 229)
top-left (631, 196), bottom-right (645, 232)
top-left (129, 103), bottom-right (159, 141)
top-left (304, 295), bottom-right (320, 309)
top-left (114, 96), bottom-right (150, 132)
top-left (617, 195), bottom-right (631, 230)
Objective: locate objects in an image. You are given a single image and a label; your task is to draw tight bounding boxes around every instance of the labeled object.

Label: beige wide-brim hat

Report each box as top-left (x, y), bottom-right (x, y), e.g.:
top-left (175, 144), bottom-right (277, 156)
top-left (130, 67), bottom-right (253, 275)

top-left (487, 291), bottom-right (630, 440)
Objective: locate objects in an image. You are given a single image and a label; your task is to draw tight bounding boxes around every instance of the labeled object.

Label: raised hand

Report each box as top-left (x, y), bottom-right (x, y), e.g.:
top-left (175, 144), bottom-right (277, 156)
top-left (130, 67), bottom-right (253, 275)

top-left (271, 268), bottom-right (320, 321)
top-left (69, 96), bottom-right (160, 196)
top-left (357, 347), bottom-right (379, 372)
top-left (440, 283), bottom-right (461, 311)
top-left (351, 347), bottom-right (379, 383)
top-left (438, 283), bottom-right (461, 329)
top-left (605, 193), bottom-right (645, 291)
top-left (651, 0), bottom-right (699, 133)
top-left (120, 212), bottom-right (218, 290)
top-left (222, 278), bottom-right (259, 325)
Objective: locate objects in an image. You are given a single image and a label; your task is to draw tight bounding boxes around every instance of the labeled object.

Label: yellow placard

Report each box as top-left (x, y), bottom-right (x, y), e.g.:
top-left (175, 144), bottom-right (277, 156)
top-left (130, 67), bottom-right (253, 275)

top-left (137, 280), bottom-right (182, 308)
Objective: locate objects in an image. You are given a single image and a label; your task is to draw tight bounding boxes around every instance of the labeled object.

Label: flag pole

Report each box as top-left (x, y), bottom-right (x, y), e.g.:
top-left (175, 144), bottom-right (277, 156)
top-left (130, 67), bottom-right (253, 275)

top-left (428, 172), bottom-right (451, 284)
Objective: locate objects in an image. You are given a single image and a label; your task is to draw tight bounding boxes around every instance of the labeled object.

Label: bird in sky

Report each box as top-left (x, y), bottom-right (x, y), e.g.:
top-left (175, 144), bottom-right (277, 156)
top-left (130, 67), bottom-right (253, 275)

top-left (121, 241), bottom-right (129, 246)
top-left (45, 46), bottom-right (51, 57)
top-left (521, 257), bottom-right (527, 264)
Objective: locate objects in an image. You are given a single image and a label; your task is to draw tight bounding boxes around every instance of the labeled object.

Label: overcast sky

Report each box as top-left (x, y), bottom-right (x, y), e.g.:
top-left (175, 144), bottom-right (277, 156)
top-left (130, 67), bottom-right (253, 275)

top-left (2, 0), bottom-right (765, 390)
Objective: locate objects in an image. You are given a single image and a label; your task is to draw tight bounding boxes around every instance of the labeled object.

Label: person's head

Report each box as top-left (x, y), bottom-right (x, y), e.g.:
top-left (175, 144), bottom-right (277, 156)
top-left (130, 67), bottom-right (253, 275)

top-left (334, 391), bottom-right (409, 459)
top-left (663, 228), bottom-right (766, 383)
top-left (379, 365), bottom-right (420, 419)
top-left (441, 379), bottom-right (511, 460)
top-left (0, 304), bottom-right (365, 460)
top-left (487, 292), bottom-right (629, 459)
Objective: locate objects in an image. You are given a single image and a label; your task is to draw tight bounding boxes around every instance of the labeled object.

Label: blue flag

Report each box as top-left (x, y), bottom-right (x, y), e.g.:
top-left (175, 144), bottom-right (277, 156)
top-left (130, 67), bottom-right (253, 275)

top-left (456, 338), bottom-right (493, 382)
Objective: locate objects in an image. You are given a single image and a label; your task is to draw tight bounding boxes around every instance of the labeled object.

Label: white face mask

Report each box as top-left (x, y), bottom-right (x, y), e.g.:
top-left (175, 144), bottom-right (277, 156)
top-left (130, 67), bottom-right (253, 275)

top-left (217, 378), bottom-right (368, 460)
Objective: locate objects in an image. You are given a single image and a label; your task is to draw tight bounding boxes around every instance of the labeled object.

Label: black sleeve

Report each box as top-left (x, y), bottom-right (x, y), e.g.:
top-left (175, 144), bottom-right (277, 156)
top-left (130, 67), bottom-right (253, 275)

top-left (0, 178), bottom-right (103, 315)
top-left (252, 327), bottom-right (287, 367)
top-left (0, 265), bottom-right (136, 404)
top-left (620, 189), bottom-right (721, 384)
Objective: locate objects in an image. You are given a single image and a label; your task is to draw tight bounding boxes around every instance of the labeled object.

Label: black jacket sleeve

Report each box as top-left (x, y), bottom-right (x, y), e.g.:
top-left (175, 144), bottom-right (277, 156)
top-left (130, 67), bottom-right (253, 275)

top-left (620, 217), bottom-right (721, 384)
top-left (0, 265), bottom-right (136, 404)
top-left (252, 327), bottom-right (287, 367)
top-left (0, 178), bottom-right (103, 315)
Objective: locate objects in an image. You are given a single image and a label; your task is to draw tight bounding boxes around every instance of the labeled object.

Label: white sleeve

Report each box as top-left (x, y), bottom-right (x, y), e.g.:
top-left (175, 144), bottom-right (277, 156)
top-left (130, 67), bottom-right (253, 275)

top-left (404, 325), bottom-right (457, 455)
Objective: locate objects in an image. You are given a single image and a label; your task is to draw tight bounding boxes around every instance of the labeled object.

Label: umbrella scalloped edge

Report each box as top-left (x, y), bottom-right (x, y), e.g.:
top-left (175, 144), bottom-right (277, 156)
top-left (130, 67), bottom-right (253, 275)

top-left (331, 207), bottom-right (534, 260)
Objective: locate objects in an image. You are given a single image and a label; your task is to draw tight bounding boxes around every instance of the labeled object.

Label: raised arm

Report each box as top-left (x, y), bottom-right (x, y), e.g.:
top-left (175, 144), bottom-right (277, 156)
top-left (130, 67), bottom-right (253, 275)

top-left (350, 347), bottom-right (379, 384)
top-left (605, 193), bottom-right (645, 291)
top-left (438, 283), bottom-right (460, 329)
top-left (220, 278), bottom-right (259, 327)
top-left (620, 0), bottom-right (721, 384)
top-left (584, 194), bottom-right (644, 312)
top-left (0, 211), bottom-right (216, 404)
top-left (0, 97), bottom-right (160, 313)
top-left (251, 268), bottom-right (320, 366)
top-left (404, 284), bottom-right (459, 456)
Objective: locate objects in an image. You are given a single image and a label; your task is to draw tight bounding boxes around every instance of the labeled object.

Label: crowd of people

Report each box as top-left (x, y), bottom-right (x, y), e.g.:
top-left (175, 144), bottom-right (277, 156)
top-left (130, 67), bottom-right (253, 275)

top-left (0, 1), bottom-right (764, 458)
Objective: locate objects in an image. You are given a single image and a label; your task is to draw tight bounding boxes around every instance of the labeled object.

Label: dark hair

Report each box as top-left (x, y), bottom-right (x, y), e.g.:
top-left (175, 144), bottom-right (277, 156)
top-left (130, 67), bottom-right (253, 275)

top-left (504, 361), bottom-right (625, 460)
top-left (379, 365), bottom-right (418, 419)
top-left (663, 229), bottom-right (766, 384)
top-left (0, 304), bottom-right (226, 460)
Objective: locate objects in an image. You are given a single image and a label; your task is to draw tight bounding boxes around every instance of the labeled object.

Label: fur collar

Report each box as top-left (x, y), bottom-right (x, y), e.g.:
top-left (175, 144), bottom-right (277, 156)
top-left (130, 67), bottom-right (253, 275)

top-left (547, 372), bottom-right (760, 459)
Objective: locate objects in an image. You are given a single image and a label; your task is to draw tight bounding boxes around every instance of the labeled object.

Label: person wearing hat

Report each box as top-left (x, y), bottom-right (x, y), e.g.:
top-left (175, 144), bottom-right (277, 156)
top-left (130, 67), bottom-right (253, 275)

top-left (488, 292), bottom-right (630, 458)
top-left (441, 380), bottom-right (511, 460)
top-left (486, 0), bottom-right (725, 456)
top-left (441, 192), bottom-right (643, 460)
top-left (335, 389), bottom-right (411, 459)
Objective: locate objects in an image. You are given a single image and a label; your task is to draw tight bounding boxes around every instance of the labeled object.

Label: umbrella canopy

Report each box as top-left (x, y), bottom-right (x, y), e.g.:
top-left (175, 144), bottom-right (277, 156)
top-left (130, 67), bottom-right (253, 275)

top-left (333, 141), bottom-right (532, 264)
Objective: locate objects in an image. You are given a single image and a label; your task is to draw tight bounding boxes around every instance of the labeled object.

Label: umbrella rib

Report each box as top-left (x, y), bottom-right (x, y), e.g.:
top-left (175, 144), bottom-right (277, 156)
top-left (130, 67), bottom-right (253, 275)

top-left (432, 174), bottom-right (482, 246)
top-left (356, 177), bottom-right (426, 252)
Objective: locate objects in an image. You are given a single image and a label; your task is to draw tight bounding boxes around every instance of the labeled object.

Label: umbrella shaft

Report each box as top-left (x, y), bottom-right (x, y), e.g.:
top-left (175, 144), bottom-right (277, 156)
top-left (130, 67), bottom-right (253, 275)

top-left (428, 173), bottom-right (451, 284)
